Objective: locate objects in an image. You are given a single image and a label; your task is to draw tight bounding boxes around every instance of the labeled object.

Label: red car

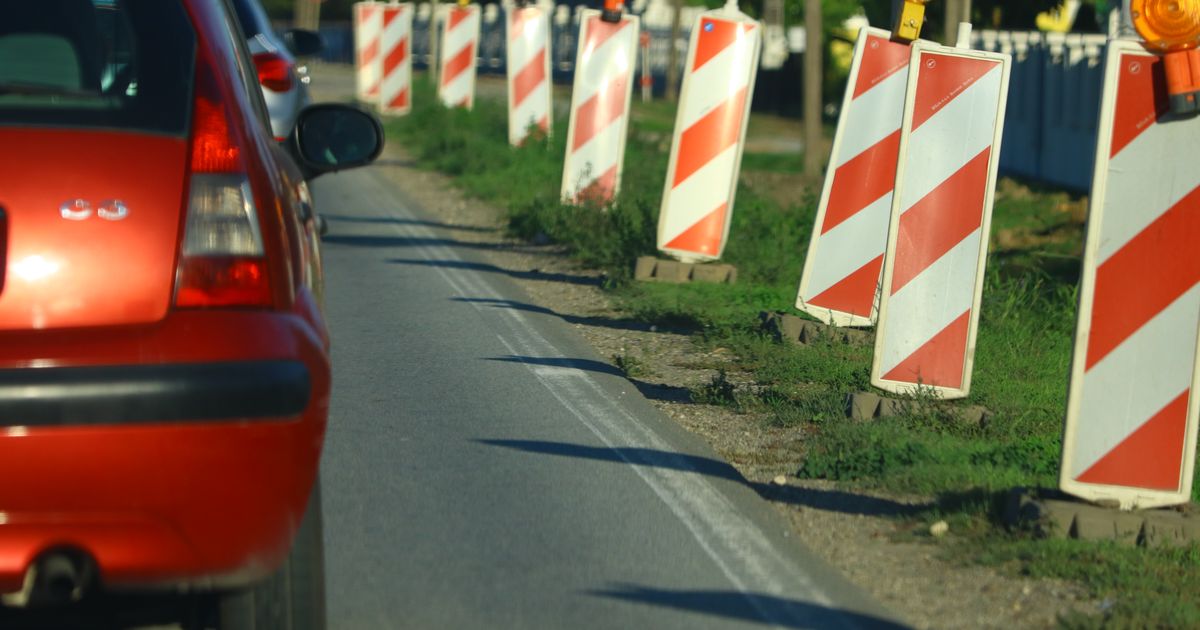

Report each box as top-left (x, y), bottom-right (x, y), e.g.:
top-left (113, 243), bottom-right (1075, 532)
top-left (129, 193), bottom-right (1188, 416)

top-left (0, 0), bottom-right (380, 627)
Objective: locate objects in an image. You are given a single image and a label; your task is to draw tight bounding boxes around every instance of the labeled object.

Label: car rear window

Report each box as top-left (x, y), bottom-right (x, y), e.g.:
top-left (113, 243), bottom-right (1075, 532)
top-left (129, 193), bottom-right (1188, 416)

top-left (231, 0), bottom-right (274, 39)
top-left (0, 0), bottom-right (195, 135)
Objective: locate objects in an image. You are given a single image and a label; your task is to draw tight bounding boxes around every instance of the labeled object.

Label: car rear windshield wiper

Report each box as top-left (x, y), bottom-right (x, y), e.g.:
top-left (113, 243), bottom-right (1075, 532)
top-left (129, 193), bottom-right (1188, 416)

top-left (0, 82), bottom-right (101, 98)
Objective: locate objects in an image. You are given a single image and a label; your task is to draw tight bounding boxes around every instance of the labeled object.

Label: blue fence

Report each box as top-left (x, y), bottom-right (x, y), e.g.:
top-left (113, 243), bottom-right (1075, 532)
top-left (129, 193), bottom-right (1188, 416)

top-left (975, 30), bottom-right (1109, 192)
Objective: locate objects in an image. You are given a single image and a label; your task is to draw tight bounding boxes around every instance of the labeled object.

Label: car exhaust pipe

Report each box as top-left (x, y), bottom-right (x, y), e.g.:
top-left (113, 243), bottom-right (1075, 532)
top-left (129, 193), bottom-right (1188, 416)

top-left (37, 553), bottom-right (86, 605)
top-left (0, 549), bottom-right (95, 608)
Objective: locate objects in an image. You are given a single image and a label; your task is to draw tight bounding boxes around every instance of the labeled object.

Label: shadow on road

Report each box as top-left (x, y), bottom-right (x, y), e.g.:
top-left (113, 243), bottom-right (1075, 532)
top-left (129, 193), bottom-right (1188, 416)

top-left (477, 438), bottom-right (929, 518)
top-left (485, 356), bottom-right (626, 378)
top-left (590, 584), bottom-right (911, 629)
top-left (479, 439), bottom-right (746, 484)
top-left (0, 593), bottom-right (210, 630)
top-left (323, 212), bottom-right (497, 233)
top-left (482, 354), bottom-right (693, 404)
top-left (322, 234), bottom-right (521, 252)
top-left (392, 259), bottom-right (601, 287)
top-left (457, 297), bottom-right (653, 332)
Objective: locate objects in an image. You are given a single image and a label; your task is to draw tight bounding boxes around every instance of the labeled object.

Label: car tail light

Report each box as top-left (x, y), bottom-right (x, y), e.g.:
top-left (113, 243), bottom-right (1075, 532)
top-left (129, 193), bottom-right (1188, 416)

top-left (175, 49), bottom-right (272, 309)
top-left (253, 52), bottom-right (294, 93)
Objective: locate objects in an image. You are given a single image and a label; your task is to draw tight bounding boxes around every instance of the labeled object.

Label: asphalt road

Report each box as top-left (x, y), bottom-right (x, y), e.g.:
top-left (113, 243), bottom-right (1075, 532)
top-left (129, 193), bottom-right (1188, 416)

top-left (311, 153), bottom-right (908, 628)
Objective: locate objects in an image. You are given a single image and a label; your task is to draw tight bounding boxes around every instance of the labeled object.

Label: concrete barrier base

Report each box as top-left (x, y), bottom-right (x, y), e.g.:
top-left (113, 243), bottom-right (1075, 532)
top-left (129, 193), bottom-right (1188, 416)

top-left (758, 311), bottom-right (871, 347)
top-left (1004, 487), bottom-right (1200, 546)
top-left (634, 256), bottom-right (737, 284)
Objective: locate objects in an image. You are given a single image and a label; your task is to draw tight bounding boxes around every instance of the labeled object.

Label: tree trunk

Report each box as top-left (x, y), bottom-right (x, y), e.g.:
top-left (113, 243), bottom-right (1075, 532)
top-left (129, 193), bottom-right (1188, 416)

top-left (943, 0), bottom-right (960, 45)
top-left (666, 0), bottom-right (682, 101)
top-left (803, 0), bottom-right (822, 178)
top-left (294, 0), bottom-right (320, 31)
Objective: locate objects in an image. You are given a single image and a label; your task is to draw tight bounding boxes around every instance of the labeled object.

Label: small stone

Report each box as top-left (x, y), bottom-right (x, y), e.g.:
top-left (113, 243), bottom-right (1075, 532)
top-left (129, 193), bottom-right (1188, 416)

top-left (930, 520), bottom-right (949, 537)
top-left (772, 475), bottom-right (787, 486)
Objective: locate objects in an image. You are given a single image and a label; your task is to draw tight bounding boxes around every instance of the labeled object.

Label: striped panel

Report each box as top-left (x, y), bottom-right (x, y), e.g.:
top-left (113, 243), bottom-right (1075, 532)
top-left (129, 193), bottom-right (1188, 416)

top-left (507, 7), bottom-right (551, 145)
top-left (379, 4), bottom-right (413, 114)
top-left (796, 28), bottom-right (911, 326)
top-left (871, 47), bottom-right (1007, 399)
top-left (1063, 47), bottom-right (1200, 501)
top-left (560, 13), bottom-right (638, 203)
top-left (439, 6), bottom-right (480, 109)
top-left (354, 2), bottom-right (384, 101)
top-left (657, 11), bottom-right (760, 262)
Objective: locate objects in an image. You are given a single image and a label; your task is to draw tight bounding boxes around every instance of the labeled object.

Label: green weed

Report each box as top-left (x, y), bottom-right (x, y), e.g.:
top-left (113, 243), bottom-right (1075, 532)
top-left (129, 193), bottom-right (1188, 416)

top-left (612, 352), bottom-right (650, 378)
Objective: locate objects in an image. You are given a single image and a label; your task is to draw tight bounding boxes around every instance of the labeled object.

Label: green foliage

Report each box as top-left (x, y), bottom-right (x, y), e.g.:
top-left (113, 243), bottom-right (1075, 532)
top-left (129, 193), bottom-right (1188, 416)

top-left (613, 352), bottom-right (650, 378)
top-left (798, 419), bottom-right (1061, 494)
top-left (693, 369), bottom-right (740, 407)
top-left (977, 539), bottom-right (1200, 628)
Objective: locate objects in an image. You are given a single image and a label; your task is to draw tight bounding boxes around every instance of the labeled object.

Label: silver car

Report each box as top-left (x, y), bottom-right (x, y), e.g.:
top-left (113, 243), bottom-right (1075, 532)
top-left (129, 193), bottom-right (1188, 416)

top-left (231, 0), bottom-right (323, 140)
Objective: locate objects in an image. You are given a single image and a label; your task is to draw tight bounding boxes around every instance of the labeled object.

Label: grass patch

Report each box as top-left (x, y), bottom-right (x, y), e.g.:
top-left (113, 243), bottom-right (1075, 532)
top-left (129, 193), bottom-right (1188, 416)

top-left (383, 76), bottom-right (1199, 626)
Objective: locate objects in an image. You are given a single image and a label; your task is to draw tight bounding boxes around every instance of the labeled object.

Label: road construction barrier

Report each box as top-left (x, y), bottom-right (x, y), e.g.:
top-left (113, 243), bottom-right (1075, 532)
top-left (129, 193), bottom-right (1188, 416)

top-left (507, 4), bottom-right (553, 144)
top-left (796, 27), bottom-right (913, 327)
top-left (1060, 40), bottom-right (1200, 510)
top-left (379, 3), bottom-right (414, 115)
top-left (354, 1), bottom-right (384, 101)
top-left (871, 39), bottom-right (1011, 400)
top-left (561, 9), bottom-right (639, 203)
top-left (656, 5), bottom-right (761, 262)
top-left (439, 4), bottom-right (481, 109)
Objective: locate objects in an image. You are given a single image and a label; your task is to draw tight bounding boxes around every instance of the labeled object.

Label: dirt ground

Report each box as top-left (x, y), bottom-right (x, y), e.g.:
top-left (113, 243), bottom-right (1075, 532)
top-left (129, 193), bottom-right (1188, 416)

top-left (362, 146), bottom-right (1099, 629)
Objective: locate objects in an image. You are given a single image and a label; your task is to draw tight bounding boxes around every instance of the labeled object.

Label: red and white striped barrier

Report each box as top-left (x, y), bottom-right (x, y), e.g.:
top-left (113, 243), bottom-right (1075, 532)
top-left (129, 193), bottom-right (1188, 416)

top-left (561, 10), bottom-right (639, 203)
top-left (871, 42), bottom-right (1010, 400)
top-left (507, 5), bottom-right (552, 145)
top-left (354, 1), bottom-right (384, 101)
top-left (796, 27), bottom-right (913, 327)
top-left (1060, 41), bottom-right (1200, 509)
top-left (656, 8), bottom-right (761, 262)
top-left (439, 4), bottom-right (481, 109)
top-left (379, 3), bottom-right (414, 115)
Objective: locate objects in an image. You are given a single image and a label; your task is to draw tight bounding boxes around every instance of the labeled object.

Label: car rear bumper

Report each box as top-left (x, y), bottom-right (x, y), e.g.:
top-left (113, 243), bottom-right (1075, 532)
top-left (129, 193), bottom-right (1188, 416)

top-left (0, 307), bottom-right (330, 593)
top-left (0, 361), bottom-right (310, 427)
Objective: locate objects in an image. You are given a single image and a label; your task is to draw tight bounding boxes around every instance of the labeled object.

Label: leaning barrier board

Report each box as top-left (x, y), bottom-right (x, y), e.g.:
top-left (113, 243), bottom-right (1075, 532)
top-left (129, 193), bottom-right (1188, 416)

top-left (354, 1), bottom-right (384, 101)
top-left (507, 5), bottom-right (553, 145)
top-left (656, 7), bottom-right (761, 262)
top-left (1060, 40), bottom-right (1200, 510)
top-left (561, 10), bottom-right (639, 203)
top-left (379, 3), bottom-right (414, 115)
top-left (871, 41), bottom-right (1011, 400)
top-left (796, 27), bottom-right (914, 327)
top-left (439, 4), bottom-right (481, 109)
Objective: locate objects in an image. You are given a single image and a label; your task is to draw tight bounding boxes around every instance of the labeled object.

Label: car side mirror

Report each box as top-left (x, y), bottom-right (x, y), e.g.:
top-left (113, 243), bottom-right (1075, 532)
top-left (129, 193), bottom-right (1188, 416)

top-left (282, 28), bottom-right (324, 57)
top-left (292, 104), bottom-right (385, 178)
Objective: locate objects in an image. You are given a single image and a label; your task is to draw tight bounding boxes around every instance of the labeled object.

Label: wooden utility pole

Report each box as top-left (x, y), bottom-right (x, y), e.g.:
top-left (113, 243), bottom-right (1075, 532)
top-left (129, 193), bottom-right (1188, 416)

top-left (943, 0), bottom-right (959, 44)
top-left (294, 0), bottom-right (320, 31)
top-left (666, 0), bottom-right (682, 101)
top-left (943, 0), bottom-right (973, 45)
top-left (803, 0), bottom-right (821, 178)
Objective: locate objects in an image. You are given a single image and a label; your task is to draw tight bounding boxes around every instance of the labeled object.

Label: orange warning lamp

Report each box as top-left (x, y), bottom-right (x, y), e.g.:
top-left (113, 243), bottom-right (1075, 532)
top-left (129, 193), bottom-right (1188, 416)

top-left (894, 0), bottom-right (930, 42)
top-left (601, 0), bottom-right (624, 23)
top-left (1132, 0), bottom-right (1200, 113)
